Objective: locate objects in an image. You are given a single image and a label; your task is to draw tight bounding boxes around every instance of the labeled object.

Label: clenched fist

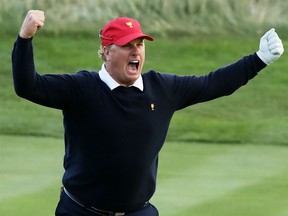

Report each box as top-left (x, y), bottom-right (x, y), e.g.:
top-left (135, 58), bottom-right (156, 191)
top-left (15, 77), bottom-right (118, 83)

top-left (256, 28), bottom-right (284, 65)
top-left (19, 10), bottom-right (45, 39)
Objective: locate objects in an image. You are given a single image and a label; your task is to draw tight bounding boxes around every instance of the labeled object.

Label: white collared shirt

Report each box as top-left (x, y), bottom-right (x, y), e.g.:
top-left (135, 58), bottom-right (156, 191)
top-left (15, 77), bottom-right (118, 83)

top-left (98, 64), bottom-right (144, 91)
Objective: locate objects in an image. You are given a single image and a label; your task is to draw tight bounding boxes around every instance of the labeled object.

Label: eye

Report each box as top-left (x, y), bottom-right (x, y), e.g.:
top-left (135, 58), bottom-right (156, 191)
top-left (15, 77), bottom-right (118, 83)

top-left (138, 41), bottom-right (144, 47)
top-left (122, 44), bottom-right (132, 49)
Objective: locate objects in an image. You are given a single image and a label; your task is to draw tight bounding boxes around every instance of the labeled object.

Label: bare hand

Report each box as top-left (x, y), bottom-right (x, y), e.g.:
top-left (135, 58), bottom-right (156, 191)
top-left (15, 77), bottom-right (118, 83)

top-left (19, 10), bottom-right (45, 39)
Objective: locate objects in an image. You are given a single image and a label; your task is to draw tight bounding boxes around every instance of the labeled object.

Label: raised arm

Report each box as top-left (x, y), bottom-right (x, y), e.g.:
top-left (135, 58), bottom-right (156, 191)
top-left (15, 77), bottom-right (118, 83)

top-left (12, 10), bottom-right (46, 102)
top-left (170, 28), bottom-right (284, 109)
top-left (12, 10), bottom-right (77, 109)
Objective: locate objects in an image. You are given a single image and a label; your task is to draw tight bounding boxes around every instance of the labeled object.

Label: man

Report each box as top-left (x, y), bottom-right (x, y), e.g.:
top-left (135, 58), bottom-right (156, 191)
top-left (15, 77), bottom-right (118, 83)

top-left (12, 10), bottom-right (284, 216)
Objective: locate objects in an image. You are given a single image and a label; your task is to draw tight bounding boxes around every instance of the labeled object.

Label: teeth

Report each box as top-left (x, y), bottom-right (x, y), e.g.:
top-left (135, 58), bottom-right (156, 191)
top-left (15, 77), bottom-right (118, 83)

top-left (129, 60), bottom-right (139, 63)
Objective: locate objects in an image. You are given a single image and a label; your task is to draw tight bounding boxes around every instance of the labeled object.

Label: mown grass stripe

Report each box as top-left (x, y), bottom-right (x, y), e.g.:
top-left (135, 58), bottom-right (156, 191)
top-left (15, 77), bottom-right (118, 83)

top-left (0, 135), bottom-right (63, 201)
top-left (183, 172), bottom-right (288, 216)
top-left (152, 142), bottom-right (288, 216)
top-left (0, 184), bottom-right (60, 216)
top-left (1, 137), bottom-right (288, 215)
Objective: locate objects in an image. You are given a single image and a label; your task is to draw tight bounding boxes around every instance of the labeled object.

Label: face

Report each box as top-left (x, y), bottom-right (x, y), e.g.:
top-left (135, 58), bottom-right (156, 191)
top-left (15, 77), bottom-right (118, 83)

top-left (104, 38), bottom-right (145, 86)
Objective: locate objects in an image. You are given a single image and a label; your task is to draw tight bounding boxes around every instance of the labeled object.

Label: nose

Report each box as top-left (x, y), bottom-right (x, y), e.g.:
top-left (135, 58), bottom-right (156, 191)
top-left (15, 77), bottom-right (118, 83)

top-left (131, 48), bottom-right (141, 59)
top-left (131, 45), bottom-right (140, 54)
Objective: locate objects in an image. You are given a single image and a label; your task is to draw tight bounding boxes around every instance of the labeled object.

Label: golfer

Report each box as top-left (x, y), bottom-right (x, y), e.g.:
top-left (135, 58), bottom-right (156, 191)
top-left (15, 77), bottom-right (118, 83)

top-left (12, 10), bottom-right (284, 216)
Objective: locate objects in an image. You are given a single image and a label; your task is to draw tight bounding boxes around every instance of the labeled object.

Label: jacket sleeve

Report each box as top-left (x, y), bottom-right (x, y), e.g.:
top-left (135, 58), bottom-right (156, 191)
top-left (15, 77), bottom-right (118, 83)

top-left (169, 53), bottom-right (267, 110)
top-left (11, 36), bottom-right (79, 110)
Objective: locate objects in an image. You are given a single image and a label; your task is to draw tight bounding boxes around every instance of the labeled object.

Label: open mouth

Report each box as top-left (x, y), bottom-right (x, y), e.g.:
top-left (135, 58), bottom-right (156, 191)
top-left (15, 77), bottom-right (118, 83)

top-left (128, 60), bottom-right (140, 71)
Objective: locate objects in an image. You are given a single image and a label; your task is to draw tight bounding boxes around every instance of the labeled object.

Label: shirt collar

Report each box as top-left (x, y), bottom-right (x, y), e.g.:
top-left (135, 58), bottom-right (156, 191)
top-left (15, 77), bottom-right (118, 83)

top-left (99, 64), bottom-right (144, 91)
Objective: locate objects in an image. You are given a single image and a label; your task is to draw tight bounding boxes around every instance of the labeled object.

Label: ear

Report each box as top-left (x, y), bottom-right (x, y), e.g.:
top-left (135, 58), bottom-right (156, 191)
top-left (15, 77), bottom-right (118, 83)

top-left (104, 46), bottom-right (110, 61)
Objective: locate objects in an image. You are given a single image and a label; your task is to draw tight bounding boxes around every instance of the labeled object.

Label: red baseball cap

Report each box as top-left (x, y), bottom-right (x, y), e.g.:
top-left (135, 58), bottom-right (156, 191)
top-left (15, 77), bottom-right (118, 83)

top-left (99, 17), bottom-right (154, 46)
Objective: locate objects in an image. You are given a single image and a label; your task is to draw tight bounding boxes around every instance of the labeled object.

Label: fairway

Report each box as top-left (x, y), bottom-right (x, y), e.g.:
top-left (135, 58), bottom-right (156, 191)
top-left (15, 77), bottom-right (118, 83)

top-left (1, 1), bottom-right (288, 215)
top-left (0, 135), bottom-right (63, 216)
top-left (1, 135), bottom-right (288, 216)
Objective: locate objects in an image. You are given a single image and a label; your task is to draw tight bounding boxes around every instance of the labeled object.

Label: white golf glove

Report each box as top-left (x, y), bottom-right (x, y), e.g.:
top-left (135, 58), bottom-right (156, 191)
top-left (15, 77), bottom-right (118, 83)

top-left (256, 28), bottom-right (284, 65)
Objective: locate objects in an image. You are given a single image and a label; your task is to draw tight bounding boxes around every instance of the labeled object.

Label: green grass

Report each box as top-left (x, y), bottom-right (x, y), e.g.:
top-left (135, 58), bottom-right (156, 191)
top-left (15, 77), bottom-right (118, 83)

top-left (1, 19), bottom-right (288, 215)
top-left (1, 1), bottom-right (288, 214)
top-left (153, 142), bottom-right (288, 216)
top-left (0, 135), bottom-right (63, 216)
top-left (1, 135), bottom-right (288, 216)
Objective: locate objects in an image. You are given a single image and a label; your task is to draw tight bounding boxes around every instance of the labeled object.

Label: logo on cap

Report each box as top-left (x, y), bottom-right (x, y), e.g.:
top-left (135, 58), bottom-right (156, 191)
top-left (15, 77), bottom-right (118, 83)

top-left (126, 22), bottom-right (133, 28)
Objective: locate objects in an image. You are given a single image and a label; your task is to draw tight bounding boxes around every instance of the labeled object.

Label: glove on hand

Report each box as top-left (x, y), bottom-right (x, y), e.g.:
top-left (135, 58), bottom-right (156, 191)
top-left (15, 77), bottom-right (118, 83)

top-left (256, 28), bottom-right (284, 65)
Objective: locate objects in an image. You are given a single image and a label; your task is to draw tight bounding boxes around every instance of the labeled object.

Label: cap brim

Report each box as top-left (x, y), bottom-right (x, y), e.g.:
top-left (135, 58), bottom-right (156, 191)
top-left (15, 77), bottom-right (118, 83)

top-left (114, 33), bottom-right (154, 46)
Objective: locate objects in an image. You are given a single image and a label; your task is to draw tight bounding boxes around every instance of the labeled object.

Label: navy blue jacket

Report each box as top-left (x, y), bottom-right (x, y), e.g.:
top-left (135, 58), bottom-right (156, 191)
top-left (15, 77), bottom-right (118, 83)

top-left (12, 36), bottom-right (266, 212)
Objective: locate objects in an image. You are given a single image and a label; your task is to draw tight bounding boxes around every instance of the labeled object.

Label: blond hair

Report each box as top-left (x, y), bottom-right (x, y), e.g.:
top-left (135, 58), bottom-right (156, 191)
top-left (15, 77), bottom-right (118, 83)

top-left (98, 45), bottom-right (106, 61)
